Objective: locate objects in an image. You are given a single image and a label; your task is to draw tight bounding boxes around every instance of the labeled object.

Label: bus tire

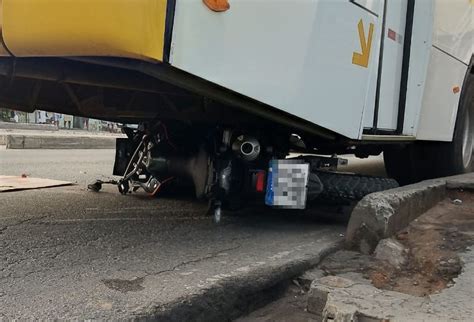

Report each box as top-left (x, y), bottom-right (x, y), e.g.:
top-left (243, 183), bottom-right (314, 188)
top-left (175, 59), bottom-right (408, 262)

top-left (384, 71), bottom-right (474, 185)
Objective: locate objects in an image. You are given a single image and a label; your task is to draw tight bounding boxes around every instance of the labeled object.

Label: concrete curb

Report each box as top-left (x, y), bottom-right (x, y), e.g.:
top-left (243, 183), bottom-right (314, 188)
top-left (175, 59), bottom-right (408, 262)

top-left (346, 173), bottom-right (474, 254)
top-left (0, 122), bottom-right (58, 131)
top-left (5, 134), bottom-right (116, 149)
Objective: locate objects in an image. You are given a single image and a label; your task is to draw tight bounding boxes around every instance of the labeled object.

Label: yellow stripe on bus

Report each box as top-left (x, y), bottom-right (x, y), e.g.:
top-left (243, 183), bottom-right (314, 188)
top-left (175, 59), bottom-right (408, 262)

top-left (2, 0), bottom-right (167, 61)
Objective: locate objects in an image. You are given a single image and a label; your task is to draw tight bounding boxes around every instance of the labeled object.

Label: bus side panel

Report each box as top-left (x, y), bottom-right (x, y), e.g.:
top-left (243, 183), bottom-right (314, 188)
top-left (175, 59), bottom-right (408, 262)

top-left (374, 0), bottom-right (408, 131)
top-left (416, 48), bottom-right (467, 141)
top-left (169, 0), bottom-right (381, 139)
top-left (432, 0), bottom-right (473, 65)
top-left (401, 0), bottom-right (434, 136)
top-left (415, 0), bottom-right (472, 141)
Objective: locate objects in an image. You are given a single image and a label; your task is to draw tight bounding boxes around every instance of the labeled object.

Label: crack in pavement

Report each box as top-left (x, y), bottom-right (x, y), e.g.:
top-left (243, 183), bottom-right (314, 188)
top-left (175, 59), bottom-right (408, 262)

top-left (142, 243), bottom-right (243, 278)
top-left (0, 215), bottom-right (49, 233)
top-left (99, 243), bottom-right (243, 294)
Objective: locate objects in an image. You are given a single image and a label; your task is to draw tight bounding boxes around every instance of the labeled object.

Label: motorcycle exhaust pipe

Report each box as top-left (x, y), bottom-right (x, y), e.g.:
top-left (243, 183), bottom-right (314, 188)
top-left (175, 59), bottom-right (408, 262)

top-left (232, 136), bottom-right (261, 162)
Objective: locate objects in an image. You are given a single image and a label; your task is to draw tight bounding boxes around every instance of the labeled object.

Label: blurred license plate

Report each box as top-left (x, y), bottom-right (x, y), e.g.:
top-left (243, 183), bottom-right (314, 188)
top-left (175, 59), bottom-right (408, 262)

top-left (265, 160), bottom-right (309, 209)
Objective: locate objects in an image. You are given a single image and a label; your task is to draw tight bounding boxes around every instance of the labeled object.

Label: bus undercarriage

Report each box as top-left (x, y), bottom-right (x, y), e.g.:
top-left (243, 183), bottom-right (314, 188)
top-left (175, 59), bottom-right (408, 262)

top-left (0, 57), bottom-right (403, 221)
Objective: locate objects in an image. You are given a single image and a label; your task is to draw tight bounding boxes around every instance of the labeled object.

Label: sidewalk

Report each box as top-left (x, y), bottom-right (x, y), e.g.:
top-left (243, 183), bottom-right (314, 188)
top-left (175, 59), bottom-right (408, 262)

top-left (0, 121), bottom-right (58, 131)
top-left (0, 128), bottom-right (125, 137)
top-left (0, 128), bottom-right (125, 149)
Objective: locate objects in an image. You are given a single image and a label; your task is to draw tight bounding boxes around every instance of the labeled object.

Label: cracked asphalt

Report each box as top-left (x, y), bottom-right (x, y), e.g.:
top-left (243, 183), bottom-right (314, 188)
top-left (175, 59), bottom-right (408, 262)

top-left (0, 149), bottom-right (350, 319)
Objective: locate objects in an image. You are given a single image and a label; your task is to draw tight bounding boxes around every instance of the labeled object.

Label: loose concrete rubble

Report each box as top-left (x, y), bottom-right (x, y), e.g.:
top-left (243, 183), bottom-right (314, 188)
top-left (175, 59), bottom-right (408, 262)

top-left (297, 267), bottom-right (326, 290)
top-left (374, 238), bottom-right (408, 269)
top-left (452, 198), bottom-right (463, 205)
top-left (307, 248), bottom-right (474, 322)
top-left (299, 268), bottom-right (325, 284)
top-left (308, 273), bottom-right (422, 321)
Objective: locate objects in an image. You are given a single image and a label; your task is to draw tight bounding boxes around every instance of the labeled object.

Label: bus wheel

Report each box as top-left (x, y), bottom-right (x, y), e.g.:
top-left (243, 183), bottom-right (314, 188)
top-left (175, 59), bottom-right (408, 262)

top-left (460, 107), bottom-right (474, 169)
top-left (384, 73), bottom-right (473, 185)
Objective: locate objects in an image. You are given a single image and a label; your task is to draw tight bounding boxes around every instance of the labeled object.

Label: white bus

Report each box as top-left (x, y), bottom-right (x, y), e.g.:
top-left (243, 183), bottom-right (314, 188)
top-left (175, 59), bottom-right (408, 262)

top-left (0, 0), bottom-right (472, 215)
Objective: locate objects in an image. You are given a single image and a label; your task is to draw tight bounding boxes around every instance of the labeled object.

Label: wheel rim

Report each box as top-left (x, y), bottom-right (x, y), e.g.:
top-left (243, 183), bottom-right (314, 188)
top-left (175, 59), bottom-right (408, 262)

top-left (461, 108), bottom-right (473, 168)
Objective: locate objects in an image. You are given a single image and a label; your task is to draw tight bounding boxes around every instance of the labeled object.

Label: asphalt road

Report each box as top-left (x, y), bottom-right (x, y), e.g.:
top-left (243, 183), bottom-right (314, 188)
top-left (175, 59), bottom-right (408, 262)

top-left (0, 149), bottom-right (383, 319)
top-left (0, 148), bottom-right (115, 185)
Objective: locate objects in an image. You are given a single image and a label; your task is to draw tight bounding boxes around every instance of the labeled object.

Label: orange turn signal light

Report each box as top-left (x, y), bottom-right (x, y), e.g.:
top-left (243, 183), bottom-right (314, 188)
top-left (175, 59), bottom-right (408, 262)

top-left (203, 0), bottom-right (230, 12)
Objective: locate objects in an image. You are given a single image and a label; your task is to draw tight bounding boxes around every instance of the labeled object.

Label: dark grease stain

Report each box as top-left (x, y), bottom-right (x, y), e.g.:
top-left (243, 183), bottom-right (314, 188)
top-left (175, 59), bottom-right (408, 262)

top-left (102, 277), bottom-right (145, 293)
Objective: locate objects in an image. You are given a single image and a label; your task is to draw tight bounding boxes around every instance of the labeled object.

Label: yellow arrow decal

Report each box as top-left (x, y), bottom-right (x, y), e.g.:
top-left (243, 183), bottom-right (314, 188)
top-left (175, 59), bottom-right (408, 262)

top-left (352, 19), bottom-right (374, 68)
